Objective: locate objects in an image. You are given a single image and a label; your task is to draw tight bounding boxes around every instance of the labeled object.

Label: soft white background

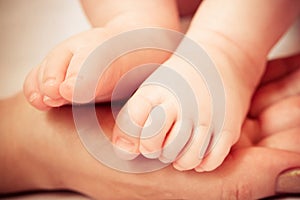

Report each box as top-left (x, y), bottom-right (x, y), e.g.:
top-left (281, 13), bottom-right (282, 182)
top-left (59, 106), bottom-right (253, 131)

top-left (0, 0), bottom-right (90, 98)
top-left (0, 0), bottom-right (299, 199)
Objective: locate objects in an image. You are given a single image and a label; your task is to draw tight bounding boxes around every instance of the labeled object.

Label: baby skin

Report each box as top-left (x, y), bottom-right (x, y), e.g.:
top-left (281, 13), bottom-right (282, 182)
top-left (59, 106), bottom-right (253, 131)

top-left (23, 0), bottom-right (300, 172)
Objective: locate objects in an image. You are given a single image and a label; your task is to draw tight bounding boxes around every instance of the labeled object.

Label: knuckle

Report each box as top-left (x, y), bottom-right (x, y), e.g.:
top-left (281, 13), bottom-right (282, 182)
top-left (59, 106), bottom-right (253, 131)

top-left (221, 180), bottom-right (253, 200)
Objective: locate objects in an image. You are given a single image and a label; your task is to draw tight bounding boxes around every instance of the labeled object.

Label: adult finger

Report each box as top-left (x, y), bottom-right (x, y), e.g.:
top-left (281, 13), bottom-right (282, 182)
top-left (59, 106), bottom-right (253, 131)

top-left (260, 53), bottom-right (300, 85)
top-left (258, 95), bottom-right (300, 136)
top-left (250, 68), bottom-right (300, 117)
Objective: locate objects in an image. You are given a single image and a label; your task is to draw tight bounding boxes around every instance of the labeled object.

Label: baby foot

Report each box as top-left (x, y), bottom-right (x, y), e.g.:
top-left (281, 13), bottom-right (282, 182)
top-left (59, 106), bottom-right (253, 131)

top-left (112, 34), bottom-right (263, 172)
top-left (23, 28), bottom-right (106, 109)
top-left (23, 28), bottom-right (173, 110)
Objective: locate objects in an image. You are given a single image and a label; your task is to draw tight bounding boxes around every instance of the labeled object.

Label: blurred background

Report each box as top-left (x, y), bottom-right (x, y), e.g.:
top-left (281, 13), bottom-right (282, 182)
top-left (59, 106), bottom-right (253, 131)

top-left (0, 0), bottom-right (89, 98)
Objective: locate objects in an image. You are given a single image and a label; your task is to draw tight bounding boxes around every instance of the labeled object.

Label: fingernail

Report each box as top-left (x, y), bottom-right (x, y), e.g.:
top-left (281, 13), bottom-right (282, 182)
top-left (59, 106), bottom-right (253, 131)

top-left (29, 92), bottom-right (40, 102)
top-left (44, 78), bottom-right (57, 87)
top-left (276, 167), bottom-right (300, 194)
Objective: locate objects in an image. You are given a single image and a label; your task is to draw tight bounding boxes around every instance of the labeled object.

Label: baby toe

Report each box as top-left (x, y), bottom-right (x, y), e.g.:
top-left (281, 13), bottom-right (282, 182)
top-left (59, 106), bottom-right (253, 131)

top-left (23, 67), bottom-right (50, 110)
top-left (39, 48), bottom-right (72, 101)
top-left (139, 101), bottom-right (177, 159)
top-left (173, 125), bottom-right (211, 171)
top-left (195, 130), bottom-right (234, 172)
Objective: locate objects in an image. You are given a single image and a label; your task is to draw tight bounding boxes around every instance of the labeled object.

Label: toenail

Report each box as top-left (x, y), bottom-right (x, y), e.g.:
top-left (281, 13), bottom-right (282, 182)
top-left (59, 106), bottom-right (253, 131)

top-left (115, 137), bottom-right (135, 151)
top-left (29, 92), bottom-right (40, 102)
top-left (63, 78), bottom-right (75, 89)
top-left (159, 156), bottom-right (172, 164)
top-left (43, 95), bottom-right (51, 102)
top-left (139, 144), bottom-right (152, 153)
top-left (195, 166), bottom-right (205, 172)
top-left (43, 96), bottom-right (66, 107)
top-left (44, 78), bottom-right (57, 87)
top-left (173, 163), bottom-right (186, 171)
top-left (139, 145), bottom-right (161, 159)
top-left (43, 95), bottom-right (53, 103)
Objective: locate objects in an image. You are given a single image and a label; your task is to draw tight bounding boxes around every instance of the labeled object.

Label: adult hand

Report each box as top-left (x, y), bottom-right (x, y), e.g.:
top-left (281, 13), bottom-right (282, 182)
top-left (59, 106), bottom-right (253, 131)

top-left (0, 54), bottom-right (300, 200)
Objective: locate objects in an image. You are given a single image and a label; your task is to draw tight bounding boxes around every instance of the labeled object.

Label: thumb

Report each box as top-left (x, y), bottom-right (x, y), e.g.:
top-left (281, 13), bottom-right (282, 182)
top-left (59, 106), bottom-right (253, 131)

top-left (217, 147), bottom-right (300, 199)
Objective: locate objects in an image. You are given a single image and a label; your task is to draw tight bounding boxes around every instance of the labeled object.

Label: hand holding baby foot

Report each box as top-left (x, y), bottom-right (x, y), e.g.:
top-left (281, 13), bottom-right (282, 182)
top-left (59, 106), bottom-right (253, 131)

top-left (4, 52), bottom-right (300, 197)
top-left (23, 0), bottom-right (300, 173)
